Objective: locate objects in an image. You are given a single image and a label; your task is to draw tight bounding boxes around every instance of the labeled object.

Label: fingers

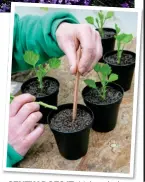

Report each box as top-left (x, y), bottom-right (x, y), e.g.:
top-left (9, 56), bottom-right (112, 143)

top-left (25, 124), bottom-right (44, 147)
top-left (87, 31), bottom-right (103, 73)
top-left (64, 36), bottom-right (77, 74)
top-left (76, 25), bottom-right (97, 74)
top-left (61, 35), bottom-right (79, 75)
top-left (76, 25), bottom-right (102, 75)
top-left (15, 102), bottom-right (40, 124)
top-left (21, 111), bottom-right (43, 135)
top-left (95, 31), bottom-right (103, 62)
top-left (10, 94), bottom-right (36, 117)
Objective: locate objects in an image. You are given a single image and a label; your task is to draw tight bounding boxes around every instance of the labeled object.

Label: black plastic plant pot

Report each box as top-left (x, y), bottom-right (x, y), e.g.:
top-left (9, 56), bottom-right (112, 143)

top-left (96, 28), bottom-right (116, 62)
top-left (104, 50), bottom-right (136, 91)
top-left (21, 76), bottom-right (59, 124)
top-left (82, 82), bottom-right (124, 132)
top-left (48, 104), bottom-right (94, 160)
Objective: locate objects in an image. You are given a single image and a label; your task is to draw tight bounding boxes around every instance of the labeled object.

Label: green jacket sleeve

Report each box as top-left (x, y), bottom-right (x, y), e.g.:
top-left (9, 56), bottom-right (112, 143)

top-left (12, 12), bottom-right (79, 73)
top-left (7, 144), bottom-right (24, 167)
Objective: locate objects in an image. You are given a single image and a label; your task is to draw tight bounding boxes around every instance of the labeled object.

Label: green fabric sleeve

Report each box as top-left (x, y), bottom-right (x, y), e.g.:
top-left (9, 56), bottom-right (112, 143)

top-left (12, 12), bottom-right (79, 73)
top-left (7, 144), bottom-right (24, 167)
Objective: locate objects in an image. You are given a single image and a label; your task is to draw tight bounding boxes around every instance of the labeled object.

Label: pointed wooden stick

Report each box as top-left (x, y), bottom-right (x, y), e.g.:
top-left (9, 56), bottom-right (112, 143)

top-left (72, 46), bottom-right (81, 121)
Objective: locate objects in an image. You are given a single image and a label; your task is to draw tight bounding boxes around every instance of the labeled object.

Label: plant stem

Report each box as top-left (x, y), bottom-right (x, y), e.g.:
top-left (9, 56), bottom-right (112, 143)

top-left (39, 79), bottom-right (43, 91)
top-left (97, 72), bottom-right (106, 100)
top-left (97, 72), bottom-right (102, 82)
top-left (36, 101), bottom-right (57, 110)
top-left (33, 67), bottom-right (37, 75)
top-left (102, 85), bottom-right (106, 100)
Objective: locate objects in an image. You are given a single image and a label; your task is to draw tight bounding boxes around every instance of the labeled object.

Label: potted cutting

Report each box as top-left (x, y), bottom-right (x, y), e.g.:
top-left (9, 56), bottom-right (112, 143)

top-left (85, 10), bottom-right (116, 61)
top-left (48, 103), bottom-right (94, 160)
top-left (82, 63), bottom-right (124, 132)
top-left (21, 50), bottom-right (61, 124)
top-left (104, 24), bottom-right (135, 91)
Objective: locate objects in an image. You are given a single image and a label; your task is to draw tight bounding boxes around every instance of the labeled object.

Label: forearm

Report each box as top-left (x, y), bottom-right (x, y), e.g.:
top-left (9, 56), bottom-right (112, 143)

top-left (12, 12), bottom-right (79, 73)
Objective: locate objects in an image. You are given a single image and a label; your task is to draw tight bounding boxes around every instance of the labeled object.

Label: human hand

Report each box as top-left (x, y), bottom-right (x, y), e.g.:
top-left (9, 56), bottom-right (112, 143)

top-left (56, 23), bottom-right (103, 75)
top-left (8, 93), bottom-right (44, 156)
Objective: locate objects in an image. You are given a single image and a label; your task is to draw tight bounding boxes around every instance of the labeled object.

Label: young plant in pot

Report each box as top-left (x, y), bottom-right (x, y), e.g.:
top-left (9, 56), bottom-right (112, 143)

top-left (21, 50), bottom-right (61, 124)
top-left (103, 24), bottom-right (135, 91)
top-left (85, 10), bottom-right (115, 62)
top-left (47, 103), bottom-right (94, 160)
top-left (82, 63), bottom-right (124, 132)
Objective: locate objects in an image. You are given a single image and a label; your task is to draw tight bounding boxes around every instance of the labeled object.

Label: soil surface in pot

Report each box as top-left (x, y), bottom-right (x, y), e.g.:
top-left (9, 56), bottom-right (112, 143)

top-left (105, 52), bottom-right (135, 66)
top-left (23, 79), bottom-right (59, 97)
top-left (101, 30), bottom-right (115, 39)
top-left (50, 108), bottom-right (92, 133)
top-left (84, 87), bottom-right (123, 105)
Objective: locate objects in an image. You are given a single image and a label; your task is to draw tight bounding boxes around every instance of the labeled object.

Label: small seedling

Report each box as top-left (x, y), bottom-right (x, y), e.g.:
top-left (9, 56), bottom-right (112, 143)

top-left (84, 63), bottom-right (118, 100)
top-left (115, 24), bottom-right (133, 64)
top-left (10, 94), bottom-right (57, 110)
top-left (23, 50), bottom-right (61, 90)
top-left (85, 10), bottom-right (114, 37)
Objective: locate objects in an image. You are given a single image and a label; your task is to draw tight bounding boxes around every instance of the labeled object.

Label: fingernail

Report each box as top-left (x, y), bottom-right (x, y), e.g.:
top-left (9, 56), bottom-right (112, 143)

top-left (25, 93), bottom-right (36, 101)
top-left (33, 96), bottom-right (36, 100)
top-left (39, 124), bottom-right (44, 129)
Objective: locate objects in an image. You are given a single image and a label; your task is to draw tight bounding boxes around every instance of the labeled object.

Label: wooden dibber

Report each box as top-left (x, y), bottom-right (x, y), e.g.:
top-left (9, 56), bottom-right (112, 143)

top-left (72, 47), bottom-right (81, 121)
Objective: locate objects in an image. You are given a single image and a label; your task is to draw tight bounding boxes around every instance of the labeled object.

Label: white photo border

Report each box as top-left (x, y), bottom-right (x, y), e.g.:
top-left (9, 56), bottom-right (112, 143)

top-left (3, 2), bottom-right (142, 178)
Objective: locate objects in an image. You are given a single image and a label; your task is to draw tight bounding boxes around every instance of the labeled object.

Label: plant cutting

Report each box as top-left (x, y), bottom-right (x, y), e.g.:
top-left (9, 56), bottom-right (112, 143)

top-left (82, 63), bottom-right (124, 132)
top-left (21, 50), bottom-right (61, 124)
top-left (48, 48), bottom-right (94, 160)
top-left (104, 24), bottom-right (136, 91)
top-left (85, 11), bottom-right (116, 60)
top-left (10, 94), bottom-right (57, 110)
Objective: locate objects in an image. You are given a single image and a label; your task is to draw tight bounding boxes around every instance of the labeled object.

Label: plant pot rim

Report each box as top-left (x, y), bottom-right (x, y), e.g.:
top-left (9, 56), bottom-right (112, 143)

top-left (103, 50), bottom-right (136, 67)
top-left (82, 82), bottom-right (124, 106)
top-left (48, 103), bottom-right (94, 134)
top-left (21, 76), bottom-right (60, 99)
top-left (96, 27), bottom-right (116, 40)
top-left (96, 27), bottom-right (116, 31)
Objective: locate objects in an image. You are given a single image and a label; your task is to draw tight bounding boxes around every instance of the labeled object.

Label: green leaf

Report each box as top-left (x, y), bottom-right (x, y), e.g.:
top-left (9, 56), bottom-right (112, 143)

top-left (49, 58), bottom-right (61, 69)
top-left (115, 33), bottom-right (126, 41)
top-left (36, 65), bottom-right (47, 87)
top-left (95, 17), bottom-right (99, 26)
top-left (85, 16), bottom-right (94, 25)
top-left (23, 50), bottom-right (39, 67)
top-left (115, 24), bottom-right (121, 34)
top-left (116, 33), bottom-right (133, 44)
top-left (101, 64), bottom-right (112, 76)
top-left (108, 73), bottom-right (118, 82)
top-left (84, 79), bottom-right (97, 89)
top-left (36, 65), bottom-right (46, 78)
top-left (94, 63), bottom-right (101, 72)
top-left (105, 11), bottom-right (114, 19)
top-left (121, 34), bottom-right (133, 44)
top-left (98, 11), bottom-right (104, 21)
